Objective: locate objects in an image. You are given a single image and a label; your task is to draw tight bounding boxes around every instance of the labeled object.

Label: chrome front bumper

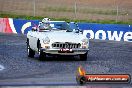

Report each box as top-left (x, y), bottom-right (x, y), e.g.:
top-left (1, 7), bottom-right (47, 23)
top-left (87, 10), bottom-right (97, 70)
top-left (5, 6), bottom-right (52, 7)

top-left (41, 48), bottom-right (89, 55)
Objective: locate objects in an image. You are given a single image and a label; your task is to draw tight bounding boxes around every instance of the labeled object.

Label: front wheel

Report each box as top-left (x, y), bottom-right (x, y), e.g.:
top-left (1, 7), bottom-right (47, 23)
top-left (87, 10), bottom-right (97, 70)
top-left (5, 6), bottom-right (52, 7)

top-left (38, 42), bottom-right (46, 60)
top-left (27, 42), bottom-right (35, 58)
top-left (79, 52), bottom-right (88, 61)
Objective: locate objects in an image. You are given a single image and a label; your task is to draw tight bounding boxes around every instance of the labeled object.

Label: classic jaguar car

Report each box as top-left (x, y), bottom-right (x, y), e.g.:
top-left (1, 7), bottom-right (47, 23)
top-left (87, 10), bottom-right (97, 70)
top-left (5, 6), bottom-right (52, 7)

top-left (27, 18), bottom-right (89, 61)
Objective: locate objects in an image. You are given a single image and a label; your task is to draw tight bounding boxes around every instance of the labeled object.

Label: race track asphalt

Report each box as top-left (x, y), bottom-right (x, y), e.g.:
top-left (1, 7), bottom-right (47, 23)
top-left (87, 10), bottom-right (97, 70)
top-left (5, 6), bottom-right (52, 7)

top-left (0, 33), bottom-right (132, 87)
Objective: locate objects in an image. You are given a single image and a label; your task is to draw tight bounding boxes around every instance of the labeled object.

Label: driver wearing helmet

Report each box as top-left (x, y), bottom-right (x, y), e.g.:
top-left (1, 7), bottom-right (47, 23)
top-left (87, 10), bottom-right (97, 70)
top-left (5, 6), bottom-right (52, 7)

top-left (39, 18), bottom-right (52, 31)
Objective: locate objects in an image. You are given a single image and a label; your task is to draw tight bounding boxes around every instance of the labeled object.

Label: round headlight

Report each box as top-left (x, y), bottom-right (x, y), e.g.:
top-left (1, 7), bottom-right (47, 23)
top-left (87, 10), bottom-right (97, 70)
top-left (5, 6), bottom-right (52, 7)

top-left (43, 37), bottom-right (50, 44)
top-left (81, 38), bottom-right (89, 48)
top-left (81, 39), bottom-right (88, 43)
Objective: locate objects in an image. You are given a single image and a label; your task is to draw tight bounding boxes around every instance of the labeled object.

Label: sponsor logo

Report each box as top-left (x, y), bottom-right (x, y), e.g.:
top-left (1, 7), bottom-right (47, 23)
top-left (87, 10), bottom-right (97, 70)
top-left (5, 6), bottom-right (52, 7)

top-left (76, 66), bottom-right (131, 85)
top-left (83, 30), bottom-right (132, 42)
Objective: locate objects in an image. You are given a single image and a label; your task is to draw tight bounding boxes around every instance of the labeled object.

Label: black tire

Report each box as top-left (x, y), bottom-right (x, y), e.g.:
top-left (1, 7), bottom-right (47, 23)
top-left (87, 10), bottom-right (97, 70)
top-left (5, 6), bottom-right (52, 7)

top-left (38, 41), bottom-right (46, 60)
top-left (80, 52), bottom-right (88, 61)
top-left (27, 39), bottom-right (35, 58)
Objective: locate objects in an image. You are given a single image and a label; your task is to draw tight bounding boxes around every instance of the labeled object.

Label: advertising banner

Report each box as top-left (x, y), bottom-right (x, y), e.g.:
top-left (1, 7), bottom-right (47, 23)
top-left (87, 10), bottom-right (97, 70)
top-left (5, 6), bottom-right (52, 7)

top-left (0, 18), bottom-right (131, 42)
top-left (78, 23), bottom-right (132, 42)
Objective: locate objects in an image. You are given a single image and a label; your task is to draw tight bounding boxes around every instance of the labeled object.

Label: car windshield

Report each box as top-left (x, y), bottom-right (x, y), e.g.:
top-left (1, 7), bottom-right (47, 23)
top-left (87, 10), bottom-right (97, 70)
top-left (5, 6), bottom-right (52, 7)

top-left (39, 22), bottom-right (51, 31)
top-left (50, 22), bottom-right (73, 32)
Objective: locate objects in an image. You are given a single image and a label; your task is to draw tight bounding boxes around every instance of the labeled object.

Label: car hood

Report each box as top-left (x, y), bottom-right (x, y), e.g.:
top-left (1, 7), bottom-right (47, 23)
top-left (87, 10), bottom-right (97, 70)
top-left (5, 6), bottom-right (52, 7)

top-left (39, 31), bottom-right (83, 43)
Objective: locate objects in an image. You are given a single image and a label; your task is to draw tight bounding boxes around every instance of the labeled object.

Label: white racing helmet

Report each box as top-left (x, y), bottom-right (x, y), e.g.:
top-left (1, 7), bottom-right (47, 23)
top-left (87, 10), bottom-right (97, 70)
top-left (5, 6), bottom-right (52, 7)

top-left (40, 18), bottom-right (51, 30)
top-left (42, 18), bottom-right (50, 23)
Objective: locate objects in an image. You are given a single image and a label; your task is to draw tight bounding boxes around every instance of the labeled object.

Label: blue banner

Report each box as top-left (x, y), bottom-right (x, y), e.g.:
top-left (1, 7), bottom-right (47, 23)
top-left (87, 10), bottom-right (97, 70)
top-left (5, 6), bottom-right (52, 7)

top-left (78, 23), bottom-right (132, 42)
top-left (1, 18), bottom-right (131, 42)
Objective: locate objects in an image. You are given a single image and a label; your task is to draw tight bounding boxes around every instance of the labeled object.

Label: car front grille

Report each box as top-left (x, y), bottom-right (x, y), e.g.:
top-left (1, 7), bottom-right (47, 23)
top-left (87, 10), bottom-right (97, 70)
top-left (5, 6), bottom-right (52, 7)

top-left (52, 42), bottom-right (81, 48)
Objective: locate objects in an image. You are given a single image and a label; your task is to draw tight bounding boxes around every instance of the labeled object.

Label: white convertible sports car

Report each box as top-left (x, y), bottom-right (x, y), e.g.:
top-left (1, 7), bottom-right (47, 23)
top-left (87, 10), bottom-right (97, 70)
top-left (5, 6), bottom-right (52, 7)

top-left (27, 18), bottom-right (89, 61)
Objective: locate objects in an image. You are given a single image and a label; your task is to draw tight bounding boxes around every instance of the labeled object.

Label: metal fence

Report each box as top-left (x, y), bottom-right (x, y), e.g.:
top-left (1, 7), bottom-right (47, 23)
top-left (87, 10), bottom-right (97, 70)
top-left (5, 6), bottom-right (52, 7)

top-left (0, 0), bottom-right (131, 22)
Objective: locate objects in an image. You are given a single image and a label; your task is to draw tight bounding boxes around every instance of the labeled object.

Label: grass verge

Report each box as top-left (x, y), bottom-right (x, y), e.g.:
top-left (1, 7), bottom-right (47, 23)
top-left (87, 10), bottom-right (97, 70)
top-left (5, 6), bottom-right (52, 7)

top-left (0, 13), bottom-right (132, 24)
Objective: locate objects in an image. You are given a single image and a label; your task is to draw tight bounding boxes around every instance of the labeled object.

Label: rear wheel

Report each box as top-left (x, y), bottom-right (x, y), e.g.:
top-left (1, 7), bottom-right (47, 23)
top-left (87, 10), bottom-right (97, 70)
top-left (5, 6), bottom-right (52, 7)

top-left (80, 52), bottom-right (88, 61)
top-left (27, 39), bottom-right (35, 58)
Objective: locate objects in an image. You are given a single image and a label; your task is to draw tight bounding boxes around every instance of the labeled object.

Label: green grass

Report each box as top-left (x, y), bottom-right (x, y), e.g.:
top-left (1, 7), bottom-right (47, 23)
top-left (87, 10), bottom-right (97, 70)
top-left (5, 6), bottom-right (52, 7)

top-left (0, 13), bottom-right (132, 24)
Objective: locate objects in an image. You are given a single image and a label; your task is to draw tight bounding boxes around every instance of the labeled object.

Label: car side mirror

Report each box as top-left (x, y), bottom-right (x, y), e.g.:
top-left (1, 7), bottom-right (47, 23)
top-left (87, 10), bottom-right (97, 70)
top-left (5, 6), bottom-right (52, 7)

top-left (32, 27), bottom-right (37, 31)
top-left (80, 30), bottom-right (83, 33)
top-left (73, 29), bottom-right (79, 33)
top-left (75, 29), bottom-right (79, 33)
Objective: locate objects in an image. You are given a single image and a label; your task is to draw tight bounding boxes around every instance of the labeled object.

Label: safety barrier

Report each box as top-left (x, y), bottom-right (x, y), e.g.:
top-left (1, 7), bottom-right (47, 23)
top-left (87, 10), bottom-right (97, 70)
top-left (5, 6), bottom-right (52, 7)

top-left (0, 18), bottom-right (131, 42)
